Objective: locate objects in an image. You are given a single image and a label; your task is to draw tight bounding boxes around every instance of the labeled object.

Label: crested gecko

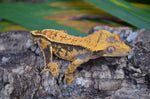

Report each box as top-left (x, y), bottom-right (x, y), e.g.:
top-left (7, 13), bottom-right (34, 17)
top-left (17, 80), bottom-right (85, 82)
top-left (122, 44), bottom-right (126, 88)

top-left (30, 29), bottom-right (131, 85)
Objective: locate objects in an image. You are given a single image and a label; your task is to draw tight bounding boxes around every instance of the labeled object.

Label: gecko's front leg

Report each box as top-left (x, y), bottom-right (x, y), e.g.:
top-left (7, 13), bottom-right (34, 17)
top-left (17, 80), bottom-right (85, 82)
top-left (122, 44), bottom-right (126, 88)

top-left (36, 37), bottom-right (59, 76)
top-left (64, 58), bottom-right (90, 85)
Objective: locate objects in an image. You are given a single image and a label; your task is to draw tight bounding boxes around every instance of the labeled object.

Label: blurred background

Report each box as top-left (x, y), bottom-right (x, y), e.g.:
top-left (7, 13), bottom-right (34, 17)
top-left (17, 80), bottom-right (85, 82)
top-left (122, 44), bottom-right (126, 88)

top-left (0, 0), bottom-right (150, 36)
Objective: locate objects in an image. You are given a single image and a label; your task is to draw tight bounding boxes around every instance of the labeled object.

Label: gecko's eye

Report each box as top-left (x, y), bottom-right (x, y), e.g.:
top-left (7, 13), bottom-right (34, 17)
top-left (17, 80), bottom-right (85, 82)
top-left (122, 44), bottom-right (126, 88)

top-left (107, 46), bottom-right (115, 53)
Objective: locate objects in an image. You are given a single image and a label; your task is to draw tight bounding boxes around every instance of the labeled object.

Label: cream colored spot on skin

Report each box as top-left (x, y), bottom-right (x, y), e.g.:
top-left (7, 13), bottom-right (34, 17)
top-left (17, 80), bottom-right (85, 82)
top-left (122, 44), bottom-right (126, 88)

top-left (60, 49), bottom-right (66, 56)
top-left (73, 48), bottom-right (78, 54)
top-left (58, 45), bottom-right (61, 49)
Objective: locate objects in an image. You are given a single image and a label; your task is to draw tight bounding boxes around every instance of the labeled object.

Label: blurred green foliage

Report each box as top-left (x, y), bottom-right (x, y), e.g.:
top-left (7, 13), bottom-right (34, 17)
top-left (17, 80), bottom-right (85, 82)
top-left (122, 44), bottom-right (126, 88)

top-left (0, 0), bottom-right (150, 36)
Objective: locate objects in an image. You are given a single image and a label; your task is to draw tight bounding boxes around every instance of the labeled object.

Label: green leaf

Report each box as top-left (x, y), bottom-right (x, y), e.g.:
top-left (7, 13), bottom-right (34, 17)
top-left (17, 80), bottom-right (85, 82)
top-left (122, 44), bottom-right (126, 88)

top-left (85, 0), bottom-right (150, 31)
top-left (0, 3), bottom-right (87, 36)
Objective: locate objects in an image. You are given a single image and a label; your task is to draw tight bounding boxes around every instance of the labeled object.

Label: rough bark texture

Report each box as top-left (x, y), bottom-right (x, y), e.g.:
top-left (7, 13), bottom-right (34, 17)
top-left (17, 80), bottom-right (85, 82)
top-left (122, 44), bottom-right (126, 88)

top-left (0, 26), bottom-right (150, 99)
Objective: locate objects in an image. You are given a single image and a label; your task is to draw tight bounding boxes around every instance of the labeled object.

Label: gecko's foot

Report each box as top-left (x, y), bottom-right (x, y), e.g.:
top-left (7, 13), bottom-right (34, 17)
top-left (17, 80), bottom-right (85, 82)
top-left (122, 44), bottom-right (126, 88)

top-left (64, 74), bottom-right (74, 85)
top-left (41, 62), bottom-right (60, 77)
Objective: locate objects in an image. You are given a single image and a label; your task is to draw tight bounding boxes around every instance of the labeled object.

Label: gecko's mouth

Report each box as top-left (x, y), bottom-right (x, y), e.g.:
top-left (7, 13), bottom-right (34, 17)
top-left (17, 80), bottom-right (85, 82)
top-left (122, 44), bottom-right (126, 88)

top-left (103, 53), bottom-right (129, 57)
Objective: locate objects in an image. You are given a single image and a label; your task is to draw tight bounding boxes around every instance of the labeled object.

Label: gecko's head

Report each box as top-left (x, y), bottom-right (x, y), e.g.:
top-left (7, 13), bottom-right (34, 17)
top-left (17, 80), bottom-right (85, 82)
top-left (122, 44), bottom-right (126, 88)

top-left (93, 30), bottom-right (131, 57)
top-left (30, 30), bottom-right (41, 44)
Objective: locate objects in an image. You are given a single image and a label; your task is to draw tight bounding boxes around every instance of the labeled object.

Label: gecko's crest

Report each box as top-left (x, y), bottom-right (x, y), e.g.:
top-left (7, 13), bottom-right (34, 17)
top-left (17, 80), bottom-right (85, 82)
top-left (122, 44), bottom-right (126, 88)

top-left (31, 29), bottom-right (131, 56)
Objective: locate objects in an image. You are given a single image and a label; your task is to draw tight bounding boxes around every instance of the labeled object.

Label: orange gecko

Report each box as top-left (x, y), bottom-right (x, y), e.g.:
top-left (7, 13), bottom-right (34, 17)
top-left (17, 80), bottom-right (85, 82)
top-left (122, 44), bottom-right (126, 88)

top-left (30, 29), bottom-right (131, 85)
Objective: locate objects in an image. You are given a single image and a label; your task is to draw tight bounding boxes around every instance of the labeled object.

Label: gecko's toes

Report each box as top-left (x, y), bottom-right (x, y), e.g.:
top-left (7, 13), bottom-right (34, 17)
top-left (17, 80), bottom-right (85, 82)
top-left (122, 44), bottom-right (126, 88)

top-left (64, 74), bottom-right (75, 85)
top-left (40, 62), bottom-right (60, 77)
top-left (47, 62), bottom-right (60, 76)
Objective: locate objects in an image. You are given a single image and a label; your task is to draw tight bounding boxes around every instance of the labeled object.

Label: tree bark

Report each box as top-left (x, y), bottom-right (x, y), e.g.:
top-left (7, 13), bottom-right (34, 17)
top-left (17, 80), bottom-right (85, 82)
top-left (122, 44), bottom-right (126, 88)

top-left (0, 27), bottom-right (149, 99)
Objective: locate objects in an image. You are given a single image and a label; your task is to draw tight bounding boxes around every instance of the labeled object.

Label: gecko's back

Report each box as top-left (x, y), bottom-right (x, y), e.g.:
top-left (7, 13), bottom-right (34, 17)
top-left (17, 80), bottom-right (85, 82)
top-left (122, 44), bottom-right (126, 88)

top-left (31, 29), bottom-right (131, 56)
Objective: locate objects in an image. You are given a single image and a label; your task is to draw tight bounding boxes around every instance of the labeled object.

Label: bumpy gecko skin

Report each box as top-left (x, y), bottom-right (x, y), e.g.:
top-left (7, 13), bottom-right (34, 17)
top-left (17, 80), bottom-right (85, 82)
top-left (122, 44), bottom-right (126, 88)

top-left (30, 29), bottom-right (131, 85)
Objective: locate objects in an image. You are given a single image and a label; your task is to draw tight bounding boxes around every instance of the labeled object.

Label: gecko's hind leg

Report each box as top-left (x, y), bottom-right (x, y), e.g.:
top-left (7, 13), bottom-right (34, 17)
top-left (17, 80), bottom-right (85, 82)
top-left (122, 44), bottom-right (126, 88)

top-left (35, 37), bottom-right (60, 76)
top-left (64, 58), bottom-right (90, 85)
